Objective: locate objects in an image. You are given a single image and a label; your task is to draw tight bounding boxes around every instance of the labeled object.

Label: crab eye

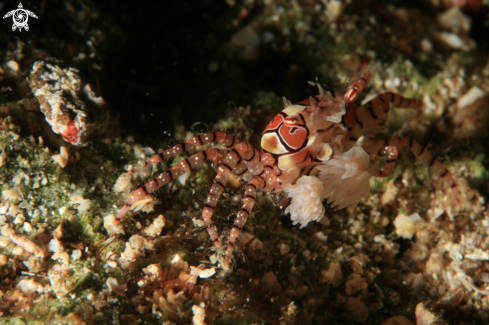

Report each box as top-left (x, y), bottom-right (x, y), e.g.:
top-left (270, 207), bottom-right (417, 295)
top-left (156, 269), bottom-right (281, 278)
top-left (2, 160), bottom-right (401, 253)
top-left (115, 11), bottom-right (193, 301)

top-left (284, 117), bottom-right (299, 126)
top-left (284, 114), bottom-right (306, 127)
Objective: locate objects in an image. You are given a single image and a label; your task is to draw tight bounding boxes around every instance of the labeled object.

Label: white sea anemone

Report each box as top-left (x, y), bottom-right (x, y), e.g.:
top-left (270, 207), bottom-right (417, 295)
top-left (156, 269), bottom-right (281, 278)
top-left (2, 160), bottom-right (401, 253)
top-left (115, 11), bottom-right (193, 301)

top-left (284, 176), bottom-right (326, 228)
top-left (316, 147), bottom-right (371, 209)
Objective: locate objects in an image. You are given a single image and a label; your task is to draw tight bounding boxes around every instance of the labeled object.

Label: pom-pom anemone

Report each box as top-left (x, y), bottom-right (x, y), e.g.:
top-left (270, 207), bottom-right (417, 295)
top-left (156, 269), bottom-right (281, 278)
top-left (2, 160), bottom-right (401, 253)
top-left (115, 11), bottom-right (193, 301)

top-left (284, 176), bottom-right (326, 228)
top-left (284, 147), bottom-right (371, 228)
top-left (317, 147), bottom-right (371, 210)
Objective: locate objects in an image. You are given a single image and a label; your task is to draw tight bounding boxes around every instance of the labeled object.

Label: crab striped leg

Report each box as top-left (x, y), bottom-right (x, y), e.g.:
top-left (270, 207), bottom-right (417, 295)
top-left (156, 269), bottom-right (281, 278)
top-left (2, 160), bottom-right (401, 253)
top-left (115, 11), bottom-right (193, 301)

top-left (346, 92), bottom-right (423, 148)
top-left (202, 143), bottom-right (263, 248)
top-left (116, 149), bottom-right (227, 222)
top-left (230, 152), bottom-right (253, 180)
top-left (364, 137), bottom-right (460, 201)
top-left (128, 131), bottom-right (238, 175)
top-left (367, 145), bottom-right (398, 177)
top-left (223, 153), bottom-right (282, 266)
top-left (223, 176), bottom-right (265, 267)
top-left (344, 71), bottom-right (372, 104)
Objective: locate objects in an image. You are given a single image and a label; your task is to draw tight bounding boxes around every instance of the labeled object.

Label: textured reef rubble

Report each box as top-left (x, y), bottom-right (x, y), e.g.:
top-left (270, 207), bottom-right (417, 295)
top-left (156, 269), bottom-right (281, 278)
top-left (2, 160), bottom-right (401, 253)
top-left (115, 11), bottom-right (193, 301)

top-left (0, 0), bottom-right (489, 324)
top-left (27, 61), bottom-right (113, 146)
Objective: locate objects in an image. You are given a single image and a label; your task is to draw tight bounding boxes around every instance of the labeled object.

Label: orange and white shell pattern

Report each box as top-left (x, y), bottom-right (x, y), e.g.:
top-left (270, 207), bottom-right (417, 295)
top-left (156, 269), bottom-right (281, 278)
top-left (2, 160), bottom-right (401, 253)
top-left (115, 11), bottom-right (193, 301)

top-left (261, 92), bottom-right (349, 184)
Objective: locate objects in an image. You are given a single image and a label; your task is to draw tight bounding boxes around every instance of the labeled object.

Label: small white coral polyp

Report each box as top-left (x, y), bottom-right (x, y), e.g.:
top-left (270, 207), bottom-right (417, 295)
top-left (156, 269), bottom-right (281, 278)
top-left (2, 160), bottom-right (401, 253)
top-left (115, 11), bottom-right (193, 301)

top-left (284, 176), bottom-right (326, 228)
top-left (317, 147), bottom-right (371, 209)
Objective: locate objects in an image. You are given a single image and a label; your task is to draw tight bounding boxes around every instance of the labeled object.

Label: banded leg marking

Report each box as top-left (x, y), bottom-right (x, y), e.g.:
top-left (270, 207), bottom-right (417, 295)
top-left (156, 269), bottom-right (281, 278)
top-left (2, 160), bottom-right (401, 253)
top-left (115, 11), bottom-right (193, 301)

top-left (347, 92), bottom-right (423, 148)
top-left (364, 137), bottom-right (459, 201)
top-left (224, 176), bottom-right (266, 266)
top-left (261, 152), bottom-right (283, 192)
top-left (116, 149), bottom-right (227, 222)
top-left (128, 131), bottom-right (238, 175)
top-left (344, 71), bottom-right (372, 104)
top-left (202, 143), bottom-right (261, 248)
top-left (367, 145), bottom-right (398, 177)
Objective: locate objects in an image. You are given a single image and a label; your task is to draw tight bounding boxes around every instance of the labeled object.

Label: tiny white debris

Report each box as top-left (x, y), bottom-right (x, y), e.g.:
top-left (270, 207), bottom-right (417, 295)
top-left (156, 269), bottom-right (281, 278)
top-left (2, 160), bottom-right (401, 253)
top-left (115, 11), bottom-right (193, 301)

top-left (178, 171), bottom-right (191, 185)
top-left (192, 302), bottom-right (207, 325)
top-left (6, 60), bottom-right (20, 73)
top-left (141, 215), bottom-right (166, 237)
top-left (171, 254), bottom-right (182, 264)
top-left (7, 203), bottom-right (22, 217)
top-left (2, 189), bottom-right (22, 202)
top-left (106, 251), bottom-right (116, 260)
top-left (10, 234), bottom-right (47, 258)
top-left (431, 207), bottom-right (445, 220)
top-left (129, 234), bottom-right (152, 250)
top-left (444, 241), bottom-right (463, 261)
top-left (192, 217), bottom-right (205, 228)
top-left (16, 279), bottom-right (44, 295)
top-left (52, 146), bottom-right (69, 168)
top-left (190, 266), bottom-right (216, 278)
top-left (48, 264), bottom-right (71, 298)
top-left (106, 277), bottom-right (120, 294)
top-left (71, 249), bottom-right (82, 261)
top-left (113, 173), bottom-right (132, 193)
top-left (136, 304), bottom-right (147, 314)
top-left (437, 7), bottom-right (471, 33)
top-left (13, 214), bottom-right (25, 226)
top-left (421, 38), bottom-right (433, 53)
top-left (52, 252), bottom-right (70, 265)
top-left (0, 236), bottom-right (12, 247)
top-left (104, 214), bottom-right (125, 236)
top-left (279, 242), bottom-right (290, 255)
top-left (393, 213), bottom-right (424, 239)
top-left (483, 218), bottom-right (489, 227)
top-left (325, 0), bottom-right (344, 24)
top-left (1, 224), bottom-right (15, 236)
top-left (104, 261), bottom-right (118, 269)
top-left (70, 195), bottom-right (90, 213)
top-left (58, 206), bottom-right (69, 215)
top-left (169, 254), bottom-right (189, 271)
top-left (457, 87), bottom-right (485, 110)
top-left (322, 262), bottom-right (343, 287)
top-left (48, 238), bottom-right (64, 253)
top-left (9, 131), bottom-right (19, 140)
top-left (84, 84), bottom-right (105, 106)
top-left (314, 231), bottom-right (328, 242)
top-left (465, 249), bottom-right (489, 261)
top-left (437, 32), bottom-right (468, 51)
top-left (382, 181), bottom-right (399, 205)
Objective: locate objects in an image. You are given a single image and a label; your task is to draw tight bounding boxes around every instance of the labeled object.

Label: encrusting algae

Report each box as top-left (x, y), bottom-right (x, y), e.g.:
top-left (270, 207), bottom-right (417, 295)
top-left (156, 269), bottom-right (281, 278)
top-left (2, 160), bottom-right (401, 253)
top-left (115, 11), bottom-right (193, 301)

top-left (0, 0), bottom-right (488, 324)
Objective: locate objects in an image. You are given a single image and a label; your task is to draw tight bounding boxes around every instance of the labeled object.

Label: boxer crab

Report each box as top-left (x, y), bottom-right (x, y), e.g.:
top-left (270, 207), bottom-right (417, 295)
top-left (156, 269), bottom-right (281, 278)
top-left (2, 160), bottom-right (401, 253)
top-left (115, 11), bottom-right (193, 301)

top-left (115, 71), bottom-right (459, 268)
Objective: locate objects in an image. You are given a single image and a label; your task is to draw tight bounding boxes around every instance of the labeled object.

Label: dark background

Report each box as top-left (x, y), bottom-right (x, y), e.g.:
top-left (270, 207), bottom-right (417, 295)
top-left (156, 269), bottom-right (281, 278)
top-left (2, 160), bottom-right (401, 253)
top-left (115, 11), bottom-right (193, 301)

top-left (1, 0), bottom-right (488, 139)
